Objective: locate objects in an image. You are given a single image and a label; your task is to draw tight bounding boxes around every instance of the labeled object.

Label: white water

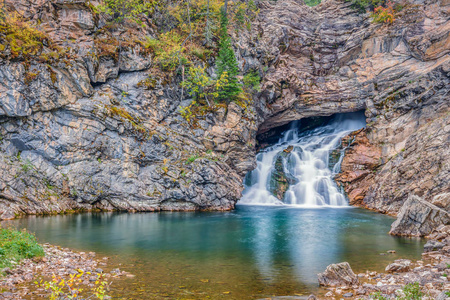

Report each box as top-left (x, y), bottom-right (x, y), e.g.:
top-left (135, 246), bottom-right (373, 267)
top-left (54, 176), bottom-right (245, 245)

top-left (238, 112), bottom-right (366, 207)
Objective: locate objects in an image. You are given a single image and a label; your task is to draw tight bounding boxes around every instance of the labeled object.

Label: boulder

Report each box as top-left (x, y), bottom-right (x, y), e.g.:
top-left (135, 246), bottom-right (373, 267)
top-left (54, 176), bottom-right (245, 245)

top-left (389, 195), bottom-right (450, 237)
top-left (385, 259), bottom-right (411, 273)
top-left (317, 262), bottom-right (359, 287)
top-left (424, 240), bottom-right (446, 253)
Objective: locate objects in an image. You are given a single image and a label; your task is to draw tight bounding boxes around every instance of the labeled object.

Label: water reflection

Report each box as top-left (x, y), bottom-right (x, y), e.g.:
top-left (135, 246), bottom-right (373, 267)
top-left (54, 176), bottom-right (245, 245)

top-left (6, 206), bottom-right (424, 299)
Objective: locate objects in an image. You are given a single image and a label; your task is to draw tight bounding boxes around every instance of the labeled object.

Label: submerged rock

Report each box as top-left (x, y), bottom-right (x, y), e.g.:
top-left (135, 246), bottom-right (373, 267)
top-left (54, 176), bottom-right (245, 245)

top-left (317, 262), bottom-right (359, 287)
top-left (389, 195), bottom-right (450, 237)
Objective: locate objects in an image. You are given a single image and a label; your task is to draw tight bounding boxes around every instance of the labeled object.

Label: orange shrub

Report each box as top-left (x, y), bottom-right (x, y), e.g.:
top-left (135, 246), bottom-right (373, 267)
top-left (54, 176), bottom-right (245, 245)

top-left (372, 1), bottom-right (396, 24)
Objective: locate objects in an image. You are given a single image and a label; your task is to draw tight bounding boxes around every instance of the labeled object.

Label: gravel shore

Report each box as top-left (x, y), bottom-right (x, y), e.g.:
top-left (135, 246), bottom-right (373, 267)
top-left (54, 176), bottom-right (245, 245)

top-left (0, 244), bottom-right (132, 299)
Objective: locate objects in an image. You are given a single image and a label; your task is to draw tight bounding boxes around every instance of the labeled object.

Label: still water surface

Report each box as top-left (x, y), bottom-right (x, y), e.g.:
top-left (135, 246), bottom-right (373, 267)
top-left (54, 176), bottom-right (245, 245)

top-left (8, 206), bottom-right (424, 299)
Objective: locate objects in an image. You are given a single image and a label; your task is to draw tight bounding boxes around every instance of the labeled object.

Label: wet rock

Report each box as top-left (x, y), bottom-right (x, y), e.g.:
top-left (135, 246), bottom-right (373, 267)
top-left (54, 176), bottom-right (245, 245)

top-left (268, 151), bottom-right (297, 200)
top-left (283, 146), bottom-right (294, 153)
top-left (390, 195), bottom-right (450, 237)
top-left (335, 129), bottom-right (382, 206)
top-left (317, 262), bottom-right (359, 287)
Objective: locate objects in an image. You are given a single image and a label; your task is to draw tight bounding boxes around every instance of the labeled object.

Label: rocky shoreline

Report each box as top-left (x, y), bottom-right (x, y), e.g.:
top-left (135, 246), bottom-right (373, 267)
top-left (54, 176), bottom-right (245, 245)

top-left (317, 225), bottom-right (450, 299)
top-left (0, 244), bottom-right (132, 299)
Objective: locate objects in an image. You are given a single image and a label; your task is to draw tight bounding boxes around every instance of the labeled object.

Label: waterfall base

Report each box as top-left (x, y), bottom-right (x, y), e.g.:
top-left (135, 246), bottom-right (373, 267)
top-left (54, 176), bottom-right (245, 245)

top-left (239, 111), bottom-right (366, 207)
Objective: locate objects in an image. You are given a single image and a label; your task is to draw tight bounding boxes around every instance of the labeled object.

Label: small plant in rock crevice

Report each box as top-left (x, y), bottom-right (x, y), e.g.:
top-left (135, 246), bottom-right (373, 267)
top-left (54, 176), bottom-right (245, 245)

top-left (372, 1), bottom-right (397, 24)
top-left (186, 154), bottom-right (200, 164)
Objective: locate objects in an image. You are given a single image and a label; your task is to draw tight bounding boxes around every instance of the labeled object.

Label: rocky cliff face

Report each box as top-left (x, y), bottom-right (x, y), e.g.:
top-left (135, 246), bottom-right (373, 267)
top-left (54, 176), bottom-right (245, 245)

top-left (0, 0), bottom-right (258, 218)
top-left (0, 0), bottom-right (449, 228)
top-left (247, 0), bottom-right (449, 218)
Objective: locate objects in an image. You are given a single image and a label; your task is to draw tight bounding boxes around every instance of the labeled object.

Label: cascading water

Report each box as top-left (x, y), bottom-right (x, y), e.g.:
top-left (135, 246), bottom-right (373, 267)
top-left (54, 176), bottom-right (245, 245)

top-left (239, 111), bottom-right (366, 207)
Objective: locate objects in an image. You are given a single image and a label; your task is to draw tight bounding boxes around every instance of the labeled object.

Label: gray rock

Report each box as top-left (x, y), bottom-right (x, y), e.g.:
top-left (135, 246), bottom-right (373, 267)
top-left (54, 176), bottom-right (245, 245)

top-left (390, 195), bottom-right (450, 237)
top-left (1, 292), bottom-right (13, 298)
top-left (436, 291), bottom-right (450, 300)
top-left (342, 293), bottom-right (353, 298)
top-left (317, 262), bottom-right (359, 287)
top-left (385, 259), bottom-right (412, 273)
top-left (424, 240), bottom-right (447, 253)
top-left (1, 268), bottom-right (12, 275)
top-left (432, 193), bottom-right (450, 212)
top-left (355, 287), bottom-right (366, 295)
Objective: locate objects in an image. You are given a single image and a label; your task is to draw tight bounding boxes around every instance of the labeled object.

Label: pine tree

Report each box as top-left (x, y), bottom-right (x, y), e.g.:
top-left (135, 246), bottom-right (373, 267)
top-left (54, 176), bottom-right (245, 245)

top-left (215, 7), bottom-right (242, 102)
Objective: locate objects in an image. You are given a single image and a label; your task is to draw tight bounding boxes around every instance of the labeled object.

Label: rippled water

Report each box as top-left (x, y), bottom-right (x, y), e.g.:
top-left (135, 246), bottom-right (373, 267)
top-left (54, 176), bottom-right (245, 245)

top-left (7, 206), bottom-right (424, 299)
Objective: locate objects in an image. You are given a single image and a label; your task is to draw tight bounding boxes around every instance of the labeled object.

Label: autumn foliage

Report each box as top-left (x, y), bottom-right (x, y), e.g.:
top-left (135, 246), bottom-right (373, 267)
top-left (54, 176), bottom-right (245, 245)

top-left (372, 1), bottom-right (396, 24)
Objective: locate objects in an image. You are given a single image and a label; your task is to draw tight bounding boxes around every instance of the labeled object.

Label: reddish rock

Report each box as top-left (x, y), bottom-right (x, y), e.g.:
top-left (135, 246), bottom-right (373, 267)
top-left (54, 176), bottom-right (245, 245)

top-left (335, 129), bottom-right (381, 206)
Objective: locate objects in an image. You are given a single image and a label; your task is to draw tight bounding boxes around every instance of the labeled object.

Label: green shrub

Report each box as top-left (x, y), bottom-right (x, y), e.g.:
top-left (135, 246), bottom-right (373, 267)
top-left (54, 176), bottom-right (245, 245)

top-left (0, 12), bottom-right (46, 59)
top-left (370, 291), bottom-right (388, 300)
top-left (96, 0), bottom-right (156, 24)
top-left (186, 154), bottom-right (200, 164)
top-left (304, 0), bottom-right (321, 6)
top-left (243, 70), bottom-right (261, 92)
top-left (0, 227), bottom-right (44, 271)
top-left (346, 0), bottom-right (384, 12)
top-left (215, 8), bottom-right (242, 102)
top-left (399, 282), bottom-right (423, 300)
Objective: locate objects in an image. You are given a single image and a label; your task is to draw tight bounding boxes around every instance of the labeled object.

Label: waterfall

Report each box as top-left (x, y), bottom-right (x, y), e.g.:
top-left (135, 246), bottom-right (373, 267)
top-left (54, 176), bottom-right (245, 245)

top-left (238, 112), bottom-right (366, 207)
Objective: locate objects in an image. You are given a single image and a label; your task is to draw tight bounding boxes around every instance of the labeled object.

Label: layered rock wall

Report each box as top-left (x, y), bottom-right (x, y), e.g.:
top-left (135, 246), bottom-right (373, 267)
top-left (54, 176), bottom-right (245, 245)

top-left (0, 0), bottom-right (449, 227)
top-left (245, 0), bottom-right (449, 216)
top-left (0, 0), bottom-right (257, 217)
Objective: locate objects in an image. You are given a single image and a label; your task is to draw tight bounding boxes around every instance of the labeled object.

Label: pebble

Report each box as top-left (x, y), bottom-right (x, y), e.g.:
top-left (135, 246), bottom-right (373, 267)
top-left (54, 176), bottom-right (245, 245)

top-left (343, 292), bottom-right (353, 297)
top-left (355, 287), bottom-right (366, 295)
